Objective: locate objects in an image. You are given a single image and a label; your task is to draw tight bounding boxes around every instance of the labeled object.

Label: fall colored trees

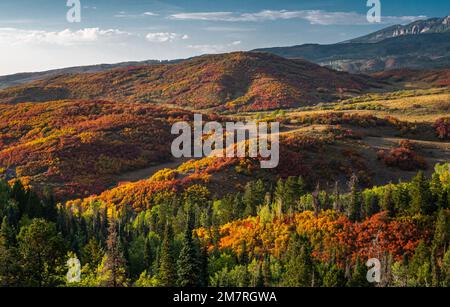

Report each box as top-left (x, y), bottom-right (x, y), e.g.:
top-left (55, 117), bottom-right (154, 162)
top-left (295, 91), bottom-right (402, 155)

top-left (0, 163), bottom-right (449, 287)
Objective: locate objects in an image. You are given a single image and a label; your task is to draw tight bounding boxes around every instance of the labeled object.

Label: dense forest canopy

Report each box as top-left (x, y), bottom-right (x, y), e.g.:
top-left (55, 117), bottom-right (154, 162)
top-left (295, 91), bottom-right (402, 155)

top-left (1, 163), bottom-right (449, 287)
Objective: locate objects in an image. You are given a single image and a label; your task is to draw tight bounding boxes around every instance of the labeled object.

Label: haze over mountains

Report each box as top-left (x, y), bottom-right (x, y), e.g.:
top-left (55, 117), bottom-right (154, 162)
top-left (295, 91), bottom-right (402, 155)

top-left (254, 15), bottom-right (450, 73)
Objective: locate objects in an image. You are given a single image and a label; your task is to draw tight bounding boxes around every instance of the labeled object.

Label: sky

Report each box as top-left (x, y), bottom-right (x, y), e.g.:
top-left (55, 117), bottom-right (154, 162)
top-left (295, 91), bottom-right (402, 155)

top-left (0, 0), bottom-right (448, 75)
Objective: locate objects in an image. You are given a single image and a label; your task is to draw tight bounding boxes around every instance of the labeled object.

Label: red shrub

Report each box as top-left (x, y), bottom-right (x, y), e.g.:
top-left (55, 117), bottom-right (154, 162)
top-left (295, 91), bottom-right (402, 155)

top-left (433, 118), bottom-right (450, 140)
top-left (377, 141), bottom-right (427, 171)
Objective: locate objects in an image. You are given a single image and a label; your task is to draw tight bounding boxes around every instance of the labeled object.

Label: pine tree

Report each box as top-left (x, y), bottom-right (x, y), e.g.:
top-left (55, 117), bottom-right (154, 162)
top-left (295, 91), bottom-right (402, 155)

top-left (347, 257), bottom-right (371, 287)
top-left (332, 182), bottom-right (342, 212)
top-left (177, 206), bottom-right (200, 287)
top-left (284, 176), bottom-right (300, 212)
top-left (281, 235), bottom-right (314, 287)
top-left (321, 263), bottom-right (346, 287)
top-left (99, 219), bottom-right (127, 287)
top-left (0, 218), bottom-right (20, 286)
top-left (408, 241), bottom-right (432, 287)
top-left (381, 185), bottom-right (395, 217)
top-left (430, 173), bottom-right (445, 209)
top-left (81, 237), bottom-right (104, 272)
top-left (262, 256), bottom-right (272, 287)
top-left (348, 176), bottom-right (362, 222)
top-left (441, 248), bottom-right (450, 287)
top-left (158, 223), bottom-right (176, 287)
top-left (255, 262), bottom-right (264, 287)
top-left (363, 192), bottom-right (379, 218)
top-left (11, 180), bottom-right (27, 216)
top-left (198, 244), bottom-right (209, 287)
top-left (233, 192), bottom-right (245, 219)
top-left (392, 183), bottom-right (410, 214)
top-left (274, 179), bottom-right (285, 213)
top-left (432, 209), bottom-right (450, 253)
top-left (17, 219), bottom-right (66, 287)
top-left (243, 182), bottom-right (258, 217)
top-left (410, 171), bottom-right (434, 215)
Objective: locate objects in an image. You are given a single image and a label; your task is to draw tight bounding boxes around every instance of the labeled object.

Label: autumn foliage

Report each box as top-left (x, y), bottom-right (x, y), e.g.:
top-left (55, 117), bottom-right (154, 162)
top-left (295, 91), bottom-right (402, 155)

top-left (197, 210), bottom-right (430, 267)
top-left (0, 52), bottom-right (377, 111)
top-left (433, 117), bottom-right (450, 140)
top-left (0, 100), bottom-right (194, 199)
top-left (377, 140), bottom-right (427, 171)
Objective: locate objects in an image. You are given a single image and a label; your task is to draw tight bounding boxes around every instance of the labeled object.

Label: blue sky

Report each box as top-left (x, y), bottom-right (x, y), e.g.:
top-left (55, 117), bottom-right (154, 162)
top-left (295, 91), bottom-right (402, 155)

top-left (0, 0), bottom-right (447, 75)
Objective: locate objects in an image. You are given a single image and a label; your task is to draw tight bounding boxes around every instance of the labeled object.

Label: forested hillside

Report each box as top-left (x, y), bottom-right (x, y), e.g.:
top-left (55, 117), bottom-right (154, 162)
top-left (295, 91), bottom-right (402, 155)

top-left (1, 164), bottom-right (449, 287)
top-left (0, 52), bottom-right (378, 111)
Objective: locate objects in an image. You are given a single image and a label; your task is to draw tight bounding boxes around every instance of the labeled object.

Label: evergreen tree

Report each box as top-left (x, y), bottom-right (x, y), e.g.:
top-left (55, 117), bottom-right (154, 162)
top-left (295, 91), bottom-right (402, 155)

top-left (17, 219), bottom-right (66, 287)
top-left (281, 235), bottom-right (314, 287)
top-left (243, 183), bottom-right (257, 217)
top-left (284, 176), bottom-right (301, 212)
top-left (348, 177), bottom-right (362, 222)
top-left (99, 220), bottom-right (128, 287)
top-left (393, 184), bottom-right (410, 214)
top-left (11, 180), bottom-right (27, 216)
top-left (430, 173), bottom-right (445, 209)
top-left (408, 241), bottom-right (432, 287)
top-left (433, 209), bottom-right (450, 253)
top-left (441, 248), bottom-right (450, 287)
top-left (274, 179), bottom-right (285, 213)
top-left (410, 171), bottom-right (433, 215)
top-left (233, 192), bottom-right (245, 219)
top-left (0, 218), bottom-right (20, 286)
top-left (321, 263), bottom-right (346, 287)
top-left (347, 257), bottom-right (371, 287)
top-left (198, 244), bottom-right (209, 287)
top-left (363, 193), bottom-right (380, 218)
top-left (262, 256), bottom-right (272, 287)
top-left (158, 223), bottom-right (176, 286)
top-left (177, 206), bottom-right (200, 287)
top-left (81, 238), bottom-right (104, 272)
top-left (381, 185), bottom-right (395, 216)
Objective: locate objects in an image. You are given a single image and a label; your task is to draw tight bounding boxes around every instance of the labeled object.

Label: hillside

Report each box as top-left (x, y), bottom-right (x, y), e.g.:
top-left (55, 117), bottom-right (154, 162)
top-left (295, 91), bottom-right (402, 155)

top-left (0, 100), bottom-right (195, 199)
top-left (0, 59), bottom-right (181, 90)
top-left (0, 52), bottom-right (378, 111)
top-left (372, 69), bottom-right (450, 87)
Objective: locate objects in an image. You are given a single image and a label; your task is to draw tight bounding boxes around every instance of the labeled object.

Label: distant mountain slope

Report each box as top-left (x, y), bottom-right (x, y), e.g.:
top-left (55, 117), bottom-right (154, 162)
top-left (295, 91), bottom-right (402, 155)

top-left (0, 52), bottom-right (379, 111)
top-left (254, 32), bottom-right (450, 73)
top-left (0, 59), bottom-right (181, 90)
top-left (372, 69), bottom-right (450, 87)
top-left (253, 15), bottom-right (450, 73)
top-left (347, 15), bottom-right (450, 43)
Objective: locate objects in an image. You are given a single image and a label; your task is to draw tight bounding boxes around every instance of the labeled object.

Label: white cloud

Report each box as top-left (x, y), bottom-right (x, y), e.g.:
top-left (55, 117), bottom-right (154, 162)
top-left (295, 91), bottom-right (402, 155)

top-left (187, 40), bottom-right (242, 54)
top-left (0, 27), bottom-right (131, 46)
top-left (145, 32), bottom-right (189, 43)
top-left (204, 26), bottom-right (256, 32)
top-left (115, 11), bottom-right (159, 18)
top-left (170, 10), bottom-right (426, 25)
top-left (144, 12), bottom-right (159, 16)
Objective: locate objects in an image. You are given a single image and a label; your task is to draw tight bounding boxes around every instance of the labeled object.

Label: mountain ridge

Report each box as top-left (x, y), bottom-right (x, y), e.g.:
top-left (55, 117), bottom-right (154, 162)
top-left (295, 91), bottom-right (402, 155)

top-left (0, 52), bottom-right (379, 112)
top-left (346, 14), bottom-right (450, 43)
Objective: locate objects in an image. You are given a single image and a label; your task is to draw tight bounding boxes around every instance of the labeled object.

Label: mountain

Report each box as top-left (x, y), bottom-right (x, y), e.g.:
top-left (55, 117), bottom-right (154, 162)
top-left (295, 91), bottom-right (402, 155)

top-left (253, 16), bottom-right (450, 73)
top-left (0, 52), bottom-right (378, 111)
top-left (347, 15), bottom-right (450, 43)
top-left (0, 59), bottom-right (181, 90)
